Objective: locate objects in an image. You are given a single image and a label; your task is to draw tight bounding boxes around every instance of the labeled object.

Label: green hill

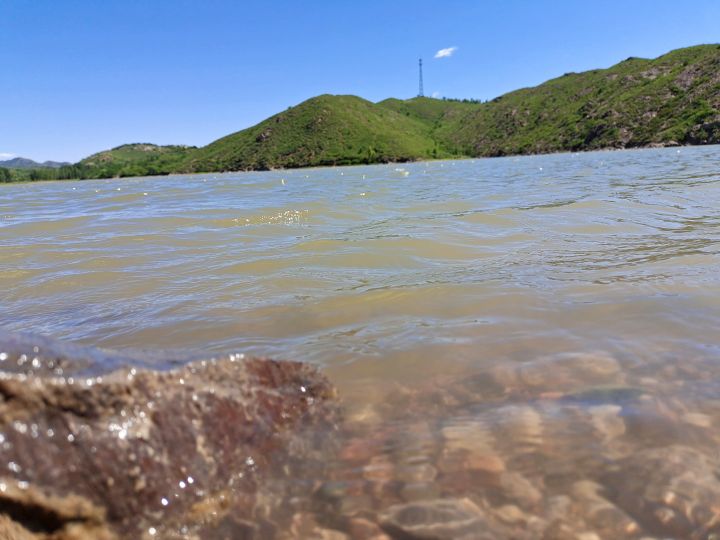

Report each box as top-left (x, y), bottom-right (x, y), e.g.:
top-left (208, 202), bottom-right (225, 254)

top-left (376, 97), bottom-right (480, 155)
top-left (1, 144), bottom-right (195, 183)
top-left (183, 95), bottom-right (455, 172)
top-left (377, 96), bottom-right (479, 126)
top-left (4, 43), bottom-right (719, 183)
top-left (441, 44), bottom-right (720, 156)
top-left (80, 143), bottom-right (195, 177)
top-left (184, 43), bottom-right (718, 168)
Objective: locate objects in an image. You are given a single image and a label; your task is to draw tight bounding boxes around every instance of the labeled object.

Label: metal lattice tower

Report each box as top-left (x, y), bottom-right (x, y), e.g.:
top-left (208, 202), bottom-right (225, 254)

top-left (418, 58), bottom-right (424, 97)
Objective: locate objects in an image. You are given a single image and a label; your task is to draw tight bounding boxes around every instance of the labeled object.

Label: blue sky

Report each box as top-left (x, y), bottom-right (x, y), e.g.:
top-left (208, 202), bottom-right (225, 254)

top-left (1, 0), bottom-right (719, 162)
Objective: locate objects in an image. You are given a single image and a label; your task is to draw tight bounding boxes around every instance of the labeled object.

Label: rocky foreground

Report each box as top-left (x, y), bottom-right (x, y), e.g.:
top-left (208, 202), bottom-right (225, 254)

top-left (0, 332), bottom-right (340, 539)
top-left (1, 333), bottom-right (720, 539)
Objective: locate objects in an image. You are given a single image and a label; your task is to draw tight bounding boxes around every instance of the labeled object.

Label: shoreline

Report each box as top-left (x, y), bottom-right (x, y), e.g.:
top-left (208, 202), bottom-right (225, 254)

top-left (0, 140), bottom-right (714, 186)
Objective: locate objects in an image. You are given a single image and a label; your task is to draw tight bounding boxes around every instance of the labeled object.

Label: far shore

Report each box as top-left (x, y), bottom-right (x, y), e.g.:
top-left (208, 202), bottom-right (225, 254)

top-left (1, 140), bottom-right (713, 186)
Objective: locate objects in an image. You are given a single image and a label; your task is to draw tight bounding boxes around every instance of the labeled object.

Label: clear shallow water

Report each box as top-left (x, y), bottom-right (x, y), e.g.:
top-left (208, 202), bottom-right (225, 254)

top-left (2, 146), bottom-right (720, 537)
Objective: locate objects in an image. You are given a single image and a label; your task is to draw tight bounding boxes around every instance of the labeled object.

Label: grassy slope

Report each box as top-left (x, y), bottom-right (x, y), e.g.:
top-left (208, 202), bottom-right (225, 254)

top-left (182, 95), bottom-right (457, 172)
top-left (2, 143), bottom-right (196, 182)
top-left (441, 44), bottom-right (720, 156)
top-left (80, 143), bottom-right (195, 177)
top-left (376, 97), bottom-right (480, 154)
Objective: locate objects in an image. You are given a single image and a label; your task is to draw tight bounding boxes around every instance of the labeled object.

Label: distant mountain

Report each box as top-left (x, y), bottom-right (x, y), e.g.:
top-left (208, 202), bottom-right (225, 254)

top-left (0, 157), bottom-right (70, 169)
top-left (4, 43), bottom-right (719, 182)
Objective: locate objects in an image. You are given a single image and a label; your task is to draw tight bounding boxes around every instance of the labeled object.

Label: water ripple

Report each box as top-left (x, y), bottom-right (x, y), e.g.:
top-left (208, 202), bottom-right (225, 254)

top-left (0, 146), bottom-right (719, 369)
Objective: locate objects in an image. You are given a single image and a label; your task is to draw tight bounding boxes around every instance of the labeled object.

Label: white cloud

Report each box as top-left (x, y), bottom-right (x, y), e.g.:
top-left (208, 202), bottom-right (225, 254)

top-left (434, 46), bottom-right (458, 59)
top-left (432, 91), bottom-right (441, 98)
top-left (0, 152), bottom-right (16, 160)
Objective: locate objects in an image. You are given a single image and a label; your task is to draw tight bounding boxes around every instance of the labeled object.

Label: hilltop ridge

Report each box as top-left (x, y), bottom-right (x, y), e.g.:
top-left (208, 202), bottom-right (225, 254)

top-left (2, 43), bottom-right (718, 182)
top-left (183, 94), bottom-right (449, 172)
top-left (442, 44), bottom-right (720, 156)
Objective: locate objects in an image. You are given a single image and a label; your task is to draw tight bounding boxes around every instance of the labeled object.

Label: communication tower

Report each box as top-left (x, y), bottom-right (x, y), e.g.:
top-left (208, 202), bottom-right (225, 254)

top-left (418, 58), bottom-right (424, 97)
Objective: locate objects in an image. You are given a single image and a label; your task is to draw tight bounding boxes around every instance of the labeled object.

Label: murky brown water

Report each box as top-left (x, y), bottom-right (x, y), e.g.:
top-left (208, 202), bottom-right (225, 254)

top-left (2, 146), bottom-right (720, 538)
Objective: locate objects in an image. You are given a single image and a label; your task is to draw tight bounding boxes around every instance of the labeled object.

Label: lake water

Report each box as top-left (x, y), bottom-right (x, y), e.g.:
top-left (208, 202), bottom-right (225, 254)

top-left (2, 145), bottom-right (720, 537)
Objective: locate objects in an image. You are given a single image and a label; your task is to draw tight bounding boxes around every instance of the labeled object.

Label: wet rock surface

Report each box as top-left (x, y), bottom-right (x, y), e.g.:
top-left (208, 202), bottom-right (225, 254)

top-left (0, 331), bottom-right (340, 539)
top-left (3, 333), bottom-right (720, 539)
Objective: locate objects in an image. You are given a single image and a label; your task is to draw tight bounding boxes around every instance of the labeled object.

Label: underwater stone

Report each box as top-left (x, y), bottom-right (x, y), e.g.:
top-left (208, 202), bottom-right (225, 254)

top-left (379, 498), bottom-right (504, 540)
top-left (606, 445), bottom-right (720, 538)
top-left (518, 351), bottom-right (622, 393)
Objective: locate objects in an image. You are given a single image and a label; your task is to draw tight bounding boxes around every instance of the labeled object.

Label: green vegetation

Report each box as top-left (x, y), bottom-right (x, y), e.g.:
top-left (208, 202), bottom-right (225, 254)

top-left (376, 97), bottom-right (479, 156)
top-left (5, 44), bottom-right (719, 182)
top-left (1, 144), bottom-right (195, 183)
top-left (441, 44), bottom-right (720, 156)
top-left (79, 143), bottom-right (194, 177)
top-left (183, 95), bottom-right (455, 172)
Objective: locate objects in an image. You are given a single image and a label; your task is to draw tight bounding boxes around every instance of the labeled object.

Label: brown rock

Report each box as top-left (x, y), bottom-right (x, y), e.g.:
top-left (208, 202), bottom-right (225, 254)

top-left (518, 352), bottom-right (622, 393)
top-left (0, 514), bottom-right (43, 540)
top-left (399, 482), bottom-right (440, 503)
top-left (347, 517), bottom-right (384, 538)
top-left (570, 481), bottom-right (640, 538)
top-left (492, 504), bottom-right (527, 525)
top-left (499, 472), bottom-right (542, 510)
top-left (440, 421), bottom-right (505, 476)
top-left (379, 498), bottom-right (505, 539)
top-left (362, 456), bottom-right (395, 484)
top-left (589, 405), bottom-right (626, 442)
top-left (0, 331), bottom-right (340, 539)
top-left (394, 463), bottom-right (437, 485)
top-left (606, 445), bottom-right (720, 537)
